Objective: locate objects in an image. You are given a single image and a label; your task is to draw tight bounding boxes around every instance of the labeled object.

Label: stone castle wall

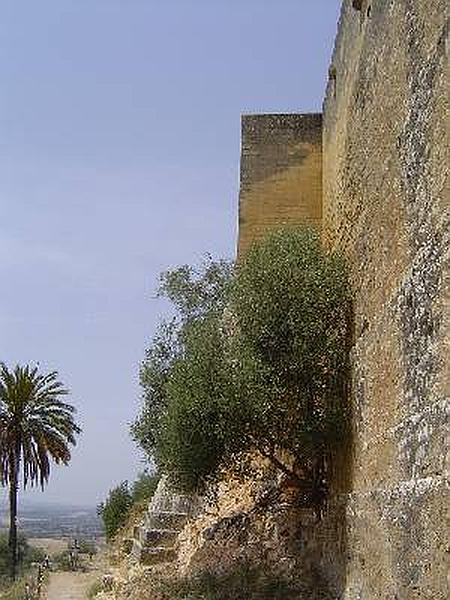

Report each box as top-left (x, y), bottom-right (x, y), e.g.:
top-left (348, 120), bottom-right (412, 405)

top-left (237, 1), bottom-right (449, 598)
top-left (322, 1), bottom-right (448, 598)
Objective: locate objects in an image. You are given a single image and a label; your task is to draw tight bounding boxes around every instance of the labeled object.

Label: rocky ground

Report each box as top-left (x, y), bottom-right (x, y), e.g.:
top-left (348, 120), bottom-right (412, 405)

top-left (89, 459), bottom-right (324, 600)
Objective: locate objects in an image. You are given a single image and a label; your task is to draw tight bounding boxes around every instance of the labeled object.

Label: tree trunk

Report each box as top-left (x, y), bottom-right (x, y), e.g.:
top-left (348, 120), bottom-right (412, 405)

top-left (8, 452), bottom-right (19, 581)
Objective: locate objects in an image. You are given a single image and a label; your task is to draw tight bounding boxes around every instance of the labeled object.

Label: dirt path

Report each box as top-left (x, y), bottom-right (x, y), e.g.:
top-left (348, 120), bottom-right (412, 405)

top-left (45, 571), bottom-right (98, 600)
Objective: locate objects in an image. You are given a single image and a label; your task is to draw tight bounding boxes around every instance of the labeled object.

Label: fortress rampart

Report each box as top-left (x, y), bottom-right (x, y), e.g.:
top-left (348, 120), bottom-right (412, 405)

top-left (237, 1), bottom-right (449, 598)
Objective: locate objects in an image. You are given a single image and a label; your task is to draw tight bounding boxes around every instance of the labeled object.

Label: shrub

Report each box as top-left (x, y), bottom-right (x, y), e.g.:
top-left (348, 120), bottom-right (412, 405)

top-left (98, 473), bottom-right (160, 540)
top-left (131, 471), bottom-right (160, 504)
top-left (230, 227), bottom-right (350, 501)
top-left (133, 228), bottom-right (350, 503)
top-left (78, 538), bottom-right (97, 556)
top-left (1, 577), bottom-right (37, 600)
top-left (52, 549), bottom-right (74, 572)
top-left (97, 481), bottom-right (132, 540)
top-left (157, 315), bottom-right (245, 491)
top-left (132, 258), bottom-right (232, 465)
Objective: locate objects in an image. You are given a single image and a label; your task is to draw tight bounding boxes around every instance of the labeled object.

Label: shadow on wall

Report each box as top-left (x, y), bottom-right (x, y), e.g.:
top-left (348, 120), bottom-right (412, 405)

top-left (298, 303), bottom-right (355, 599)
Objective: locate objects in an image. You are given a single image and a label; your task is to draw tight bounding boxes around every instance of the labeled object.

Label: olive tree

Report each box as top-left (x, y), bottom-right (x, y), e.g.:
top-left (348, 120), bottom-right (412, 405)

top-left (131, 258), bottom-right (234, 484)
top-left (133, 228), bottom-right (350, 507)
top-left (230, 227), bottom-right (350, 506)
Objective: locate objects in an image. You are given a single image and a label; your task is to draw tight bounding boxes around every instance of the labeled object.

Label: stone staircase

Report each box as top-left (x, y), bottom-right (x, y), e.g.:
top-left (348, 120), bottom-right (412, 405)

top-left (132, 476), bottom-right (201, 566)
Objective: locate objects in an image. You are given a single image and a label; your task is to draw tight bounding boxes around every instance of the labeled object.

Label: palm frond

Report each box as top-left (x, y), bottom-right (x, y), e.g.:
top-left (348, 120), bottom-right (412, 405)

top-left (0, 363), bottom-right (81, 489)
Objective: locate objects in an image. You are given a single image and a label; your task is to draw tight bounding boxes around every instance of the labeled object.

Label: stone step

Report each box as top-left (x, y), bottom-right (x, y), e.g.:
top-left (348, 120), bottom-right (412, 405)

top-left (141, 546), bottom-right (177, 566)
top-left (139, 527), bottom-right (179, 548)
top-left (149, 492), bottom-right (195, 514)
top-left (131, 538), bottom-right (143, 561)
top-left (133, 539), bottom-right (177, 565)
top-left (146, 511), bottom-right (190, 531)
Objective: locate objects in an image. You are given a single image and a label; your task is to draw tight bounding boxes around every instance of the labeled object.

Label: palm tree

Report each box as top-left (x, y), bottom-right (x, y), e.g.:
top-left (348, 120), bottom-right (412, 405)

top-left (0, 363), bottom-right (81, 580)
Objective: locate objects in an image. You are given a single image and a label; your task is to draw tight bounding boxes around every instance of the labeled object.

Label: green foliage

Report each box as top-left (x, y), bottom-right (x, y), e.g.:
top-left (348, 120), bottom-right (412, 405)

top-left (0, 363), bottom-right (81, 489)
top-left (0, 533), bottom-right (44, 586)
top-left (132, 321), bottom-right (180, 459)
top-left (131, 471), bottom-right (160, 504)
top-left (158, 258), bottom-right (233, 322)
top-left (78, 538), bottom-right (97, 555)
top-left (231, 227), bottom-right (350, 466)
top-left (51, 549), bottom-right (73, 572)
top-left (98, 472), bottom-right (160, 539)
top-left (131, 258), bottom-right (233, 473)
top-left (0, 362), bottom-right (81, 579)
top-left (1, 577), bottom-right (37, 600)
top-left (158, 316), bottom-right (239, 491)
top-left (97, 481), bottom-right (132, 540)
top-left (46, 538), bottom-right (96, 573)
top-left (158, 564), bottom-right (301, 600)
top-left (134, 227), bottom-right (350, 498)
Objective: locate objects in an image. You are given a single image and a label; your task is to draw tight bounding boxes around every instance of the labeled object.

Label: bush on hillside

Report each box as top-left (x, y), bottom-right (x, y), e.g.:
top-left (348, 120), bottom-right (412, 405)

top-left (131, 471), bottom-right (160, 504)
top-left (230, 227), bottom-right (350, 501)
top-left (157, 315), bottom-right (249, 491)
top-left (131, 258), bottom-right (232, 466)
top-left (78, 538), bottom-right (97, 556)
top-left (97, 481), bottom-right (132, 540)
top-left (133, 228), bottom-right (350, 506)
top-left (0, 576), bottom-right (40, 600)
top-left (87, 578), bottom-right (103, 599)
top-left (98, 472), bottom-right (160, 540)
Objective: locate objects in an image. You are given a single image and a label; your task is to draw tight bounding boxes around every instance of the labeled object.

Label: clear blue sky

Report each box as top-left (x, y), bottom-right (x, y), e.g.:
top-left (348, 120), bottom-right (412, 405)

top-left (0, 0), bottom-right (341, 506)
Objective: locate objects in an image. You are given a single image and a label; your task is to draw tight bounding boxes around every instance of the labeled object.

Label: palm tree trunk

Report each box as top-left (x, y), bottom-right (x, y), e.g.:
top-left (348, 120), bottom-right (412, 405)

top-left (8, 451), bottom-right (19, 581)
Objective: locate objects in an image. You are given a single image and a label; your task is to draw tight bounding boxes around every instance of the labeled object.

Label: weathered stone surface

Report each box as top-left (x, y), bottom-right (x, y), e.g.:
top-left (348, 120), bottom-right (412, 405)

top-left (140, 528), bottom-right (179, 548)
top-left (321, 1), bottom-right (448, 598)
top-left (176, 462), bottom-right (334, 597)
top-left (233, 1), bottom-right (449, 598)
top-left (238, 113), bottom-right (322, 256)
top-left (146, 511), bottom-right (190, 531)
top-left (131, 476), bottom-right (201, 567)
top-left (140, 546), bottom-right (176, 566)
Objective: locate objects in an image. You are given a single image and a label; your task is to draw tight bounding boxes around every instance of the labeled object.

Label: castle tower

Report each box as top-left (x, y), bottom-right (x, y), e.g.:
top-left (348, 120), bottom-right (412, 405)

top-left (237, 113), bottom-right (322, 256)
